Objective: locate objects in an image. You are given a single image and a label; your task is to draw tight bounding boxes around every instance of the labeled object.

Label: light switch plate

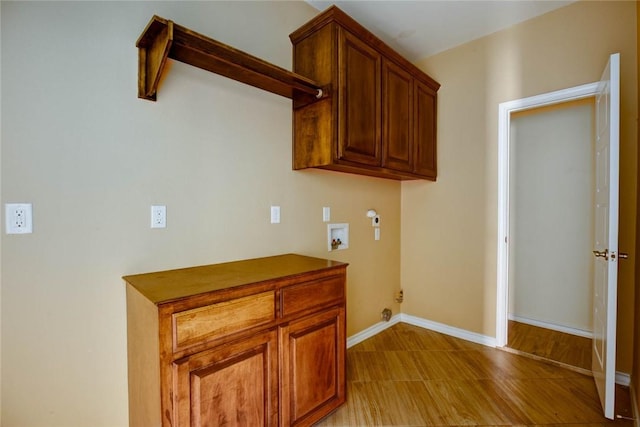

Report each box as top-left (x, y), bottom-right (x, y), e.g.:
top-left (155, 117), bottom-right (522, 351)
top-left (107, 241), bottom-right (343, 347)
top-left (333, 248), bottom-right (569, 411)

top-left (323, 207), bottom-right (331, 222)
top-left (270, 206), bottom-right (281, 224)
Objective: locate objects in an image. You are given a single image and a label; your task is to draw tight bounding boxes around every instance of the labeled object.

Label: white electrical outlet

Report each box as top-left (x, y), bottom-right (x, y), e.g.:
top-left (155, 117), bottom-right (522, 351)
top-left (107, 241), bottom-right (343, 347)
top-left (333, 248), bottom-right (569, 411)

top-left (6, 203), bottom-right (33, 234)
top-left (151, 205), bottom-right (166, 228)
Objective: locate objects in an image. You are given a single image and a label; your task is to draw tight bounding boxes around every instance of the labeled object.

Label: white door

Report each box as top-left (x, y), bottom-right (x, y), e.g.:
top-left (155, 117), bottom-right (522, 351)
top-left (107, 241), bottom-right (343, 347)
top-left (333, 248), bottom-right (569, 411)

top-left (592, 52), bottom-right (620, 420)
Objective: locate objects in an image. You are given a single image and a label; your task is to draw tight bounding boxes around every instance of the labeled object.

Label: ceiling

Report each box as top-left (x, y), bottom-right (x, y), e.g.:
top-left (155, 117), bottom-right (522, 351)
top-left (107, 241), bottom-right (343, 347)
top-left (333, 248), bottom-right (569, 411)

top-left (306, 0), bottom-right (575, 62)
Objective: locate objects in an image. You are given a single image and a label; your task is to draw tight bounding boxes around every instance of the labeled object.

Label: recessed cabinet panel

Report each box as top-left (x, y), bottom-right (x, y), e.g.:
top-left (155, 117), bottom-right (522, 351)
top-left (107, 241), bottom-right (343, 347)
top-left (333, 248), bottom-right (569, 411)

top-left (280, 307), bottom-right (345, 426)
top-left (383, 60), bottom-right (413, 172)
top-left (173, 329), bottom-right (278, 427)
top-left (414, 81), bottom-right (437, 179)
top-left (338, 29), bottom-right (381, 166)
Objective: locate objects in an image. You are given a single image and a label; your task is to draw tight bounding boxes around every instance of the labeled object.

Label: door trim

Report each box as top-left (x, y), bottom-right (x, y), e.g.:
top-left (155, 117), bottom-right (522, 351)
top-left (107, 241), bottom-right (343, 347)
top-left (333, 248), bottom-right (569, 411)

top-left (496, 82), bottom-right (599, 347)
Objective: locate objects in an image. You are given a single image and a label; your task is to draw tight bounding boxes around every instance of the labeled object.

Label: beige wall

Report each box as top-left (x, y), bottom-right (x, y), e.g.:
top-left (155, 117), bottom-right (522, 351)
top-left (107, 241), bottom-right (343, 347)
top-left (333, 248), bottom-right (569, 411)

top-left (0, 2), bottom-right (401, 425)
top-left (403, 0), bottom-right (637, 373)
top-left (508, 101), bottom-right (594, 333)
top-left (3, 1), bottom-right (638, 424)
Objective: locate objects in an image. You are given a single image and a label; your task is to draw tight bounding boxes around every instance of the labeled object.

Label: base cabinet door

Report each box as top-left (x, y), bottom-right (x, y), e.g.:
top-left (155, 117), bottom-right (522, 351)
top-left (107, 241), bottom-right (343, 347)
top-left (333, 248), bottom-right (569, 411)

top-left (172, 329), bottom-right (279, 427)
top-left (279, 307), bottom-right (346, 427)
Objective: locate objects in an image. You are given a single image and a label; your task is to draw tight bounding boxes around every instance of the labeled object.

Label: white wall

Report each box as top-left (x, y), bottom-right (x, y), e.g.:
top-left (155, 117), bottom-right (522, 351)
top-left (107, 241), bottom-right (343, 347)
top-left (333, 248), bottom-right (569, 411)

top-left (1, 2), bottom-right (403, 425)
top-left (508, 100), bottom-right (594, 333)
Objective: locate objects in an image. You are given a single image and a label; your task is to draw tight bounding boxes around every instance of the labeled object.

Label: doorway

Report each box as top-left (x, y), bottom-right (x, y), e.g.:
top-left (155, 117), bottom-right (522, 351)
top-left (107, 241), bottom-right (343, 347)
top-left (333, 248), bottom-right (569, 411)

top-left (496, 83), bottom-right (597, 347)
top-left (497, 54), bottom-right (621, 420)
top-left (507, 98), bottom-right (595, 370)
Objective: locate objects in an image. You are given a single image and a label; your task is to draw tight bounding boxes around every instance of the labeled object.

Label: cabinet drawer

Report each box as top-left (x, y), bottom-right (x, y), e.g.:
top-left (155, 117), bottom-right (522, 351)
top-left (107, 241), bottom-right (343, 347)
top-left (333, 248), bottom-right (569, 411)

top-left (172, 291), bottom-right (275, 351)
top-left (281, 276), bottom-right (344, 318)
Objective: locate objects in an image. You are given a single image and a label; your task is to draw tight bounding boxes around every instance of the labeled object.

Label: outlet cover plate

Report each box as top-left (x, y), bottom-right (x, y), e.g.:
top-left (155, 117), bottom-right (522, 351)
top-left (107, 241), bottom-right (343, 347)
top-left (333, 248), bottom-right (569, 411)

top-left (6, 203), bottom-right (33, 234)
top-left (151, 205), bottom-right (167, 228)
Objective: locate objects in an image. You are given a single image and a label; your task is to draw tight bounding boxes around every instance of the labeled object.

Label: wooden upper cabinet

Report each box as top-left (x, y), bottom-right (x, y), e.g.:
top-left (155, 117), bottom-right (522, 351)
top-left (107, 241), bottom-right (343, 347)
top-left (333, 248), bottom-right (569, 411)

top-left (338, 29), bottom-right (381, 166)
top-left (290, 6), bottom-right (440, 181)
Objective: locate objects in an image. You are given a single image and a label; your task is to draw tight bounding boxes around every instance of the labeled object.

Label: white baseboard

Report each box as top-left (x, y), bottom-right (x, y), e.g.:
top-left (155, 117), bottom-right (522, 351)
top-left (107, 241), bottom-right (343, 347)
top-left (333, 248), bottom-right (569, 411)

top-left (400, 313), bottom-right (497, 347)
top-left (617, 372), bottom-right (631, 387)
top-left (346, 314), bottom-right (401, 348)
top-left (347, 314), bottom-right (631, 387)
top-left (509, 314), bottom-right (593, 339)
top-left (346, 313), bottom-right (496, 349)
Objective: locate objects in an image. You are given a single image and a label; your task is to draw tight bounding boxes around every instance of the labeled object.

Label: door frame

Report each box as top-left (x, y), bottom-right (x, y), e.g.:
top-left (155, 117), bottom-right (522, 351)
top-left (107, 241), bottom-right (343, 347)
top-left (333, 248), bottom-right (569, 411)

top-left (496, 82), bottom-right (599, 347)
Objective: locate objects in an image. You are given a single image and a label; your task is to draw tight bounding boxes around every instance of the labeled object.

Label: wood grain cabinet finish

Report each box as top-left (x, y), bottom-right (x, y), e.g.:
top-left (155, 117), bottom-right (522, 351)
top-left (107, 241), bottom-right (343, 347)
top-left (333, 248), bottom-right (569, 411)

top-left (337, 28), bottom-right (381, 167)
top-left (290, 6), bottom-right (440, 181)
top-left (280, 307), bottom-right (345, 426)
top-left (124, 254), bottom-right (347, 427)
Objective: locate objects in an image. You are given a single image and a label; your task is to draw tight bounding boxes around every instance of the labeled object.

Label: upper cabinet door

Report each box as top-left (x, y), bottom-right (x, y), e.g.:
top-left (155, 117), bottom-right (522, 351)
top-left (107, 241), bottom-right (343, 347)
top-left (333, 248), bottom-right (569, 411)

top-left (337, 28), bottom-right (381, 166)
top-left (413, 81), bottom-right (437, 179)
top-left (382, 60), bottom-right (413, 172)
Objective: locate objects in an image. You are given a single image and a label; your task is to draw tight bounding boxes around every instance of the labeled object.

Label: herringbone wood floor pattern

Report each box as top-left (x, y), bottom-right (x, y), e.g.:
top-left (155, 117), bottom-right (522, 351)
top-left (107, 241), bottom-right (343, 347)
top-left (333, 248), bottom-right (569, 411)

top-left (316, 322), bottom-right (633, 426)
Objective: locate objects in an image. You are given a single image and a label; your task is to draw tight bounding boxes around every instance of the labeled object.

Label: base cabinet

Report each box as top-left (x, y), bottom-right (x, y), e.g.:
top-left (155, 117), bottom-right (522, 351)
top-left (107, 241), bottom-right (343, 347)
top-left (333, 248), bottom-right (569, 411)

top-left (124, 254), bottom-right (347, 427)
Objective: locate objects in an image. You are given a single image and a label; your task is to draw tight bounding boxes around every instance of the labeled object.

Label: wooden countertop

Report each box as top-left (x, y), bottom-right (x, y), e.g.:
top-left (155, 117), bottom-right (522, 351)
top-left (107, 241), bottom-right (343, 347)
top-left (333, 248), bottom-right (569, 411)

top-left (123, 253), bottom-right (347, 304)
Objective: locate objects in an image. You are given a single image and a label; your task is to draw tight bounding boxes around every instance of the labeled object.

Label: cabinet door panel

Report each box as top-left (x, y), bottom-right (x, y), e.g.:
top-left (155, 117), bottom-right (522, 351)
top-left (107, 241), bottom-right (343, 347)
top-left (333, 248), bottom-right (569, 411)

top-left (280, 307), bottom-right (346, 426)
top-left (414, 81), bottom-right (437, 178)
top-left (382, 60), bottom-right (413, 172)
top-left (173, 329), bottom-right (278, 427)
top-left (338, 29), bottom-right (381, 166)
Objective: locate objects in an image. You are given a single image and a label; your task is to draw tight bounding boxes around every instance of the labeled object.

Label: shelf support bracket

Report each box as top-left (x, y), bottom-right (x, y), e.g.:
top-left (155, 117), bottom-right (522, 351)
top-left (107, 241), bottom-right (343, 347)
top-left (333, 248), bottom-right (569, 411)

top-left (137, 16), bottom-right (173, 101)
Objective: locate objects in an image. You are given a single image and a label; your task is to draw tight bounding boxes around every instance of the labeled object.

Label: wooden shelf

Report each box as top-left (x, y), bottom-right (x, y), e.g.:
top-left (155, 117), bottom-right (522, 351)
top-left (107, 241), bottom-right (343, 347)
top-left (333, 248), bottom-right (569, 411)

top-left (136, 15), bottom-right (325, 102)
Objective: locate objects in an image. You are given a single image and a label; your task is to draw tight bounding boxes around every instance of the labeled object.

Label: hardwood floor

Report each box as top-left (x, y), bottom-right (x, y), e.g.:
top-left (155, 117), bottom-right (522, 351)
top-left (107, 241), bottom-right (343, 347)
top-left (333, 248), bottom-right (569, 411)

top-left (507, 320), bottom-right (592, 371)
top-left (316, 322), bottom-right (633, 426)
